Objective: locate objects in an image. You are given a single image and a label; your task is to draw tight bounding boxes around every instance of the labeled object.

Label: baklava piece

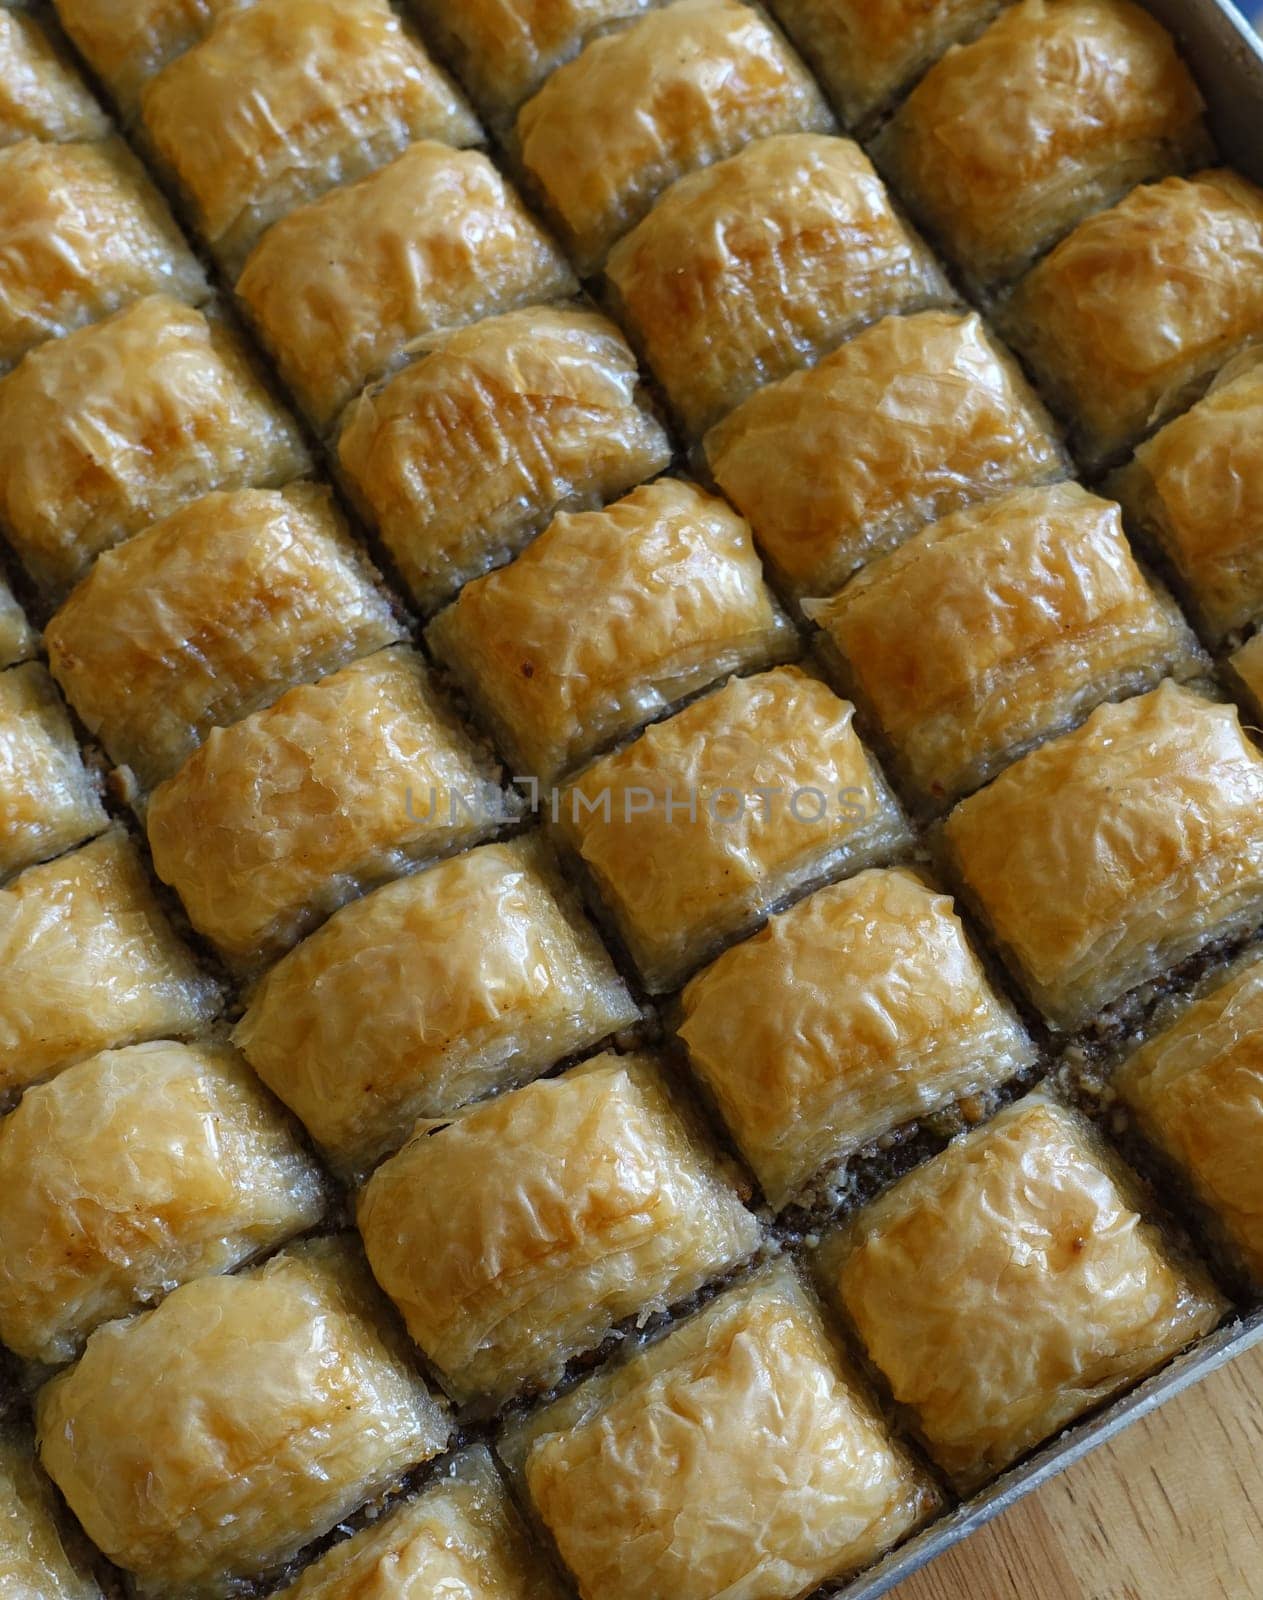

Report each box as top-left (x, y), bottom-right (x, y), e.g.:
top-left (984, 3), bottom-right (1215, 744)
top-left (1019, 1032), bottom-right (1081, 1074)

top-left (0, 9), bottom-right (108, 145)
top-left (147, 646), bottom-right (506, 968)
top-left (0, 663), bottom-right (105, 882)
top-left (515, 0), bottom-right (832, 273)
top-left (409, 0), bottom-right (657, 123)
top-left (237, 142), bottom-right (575, 431)
top-left (705, 308), bottom-right (1066, 596)
top-left (0, 295), bottom-right (310, 594)
top-left (235, 835), bottom-right (638, 1177)
top-left (807, 481), bottom-right (1202, 807)
top-left (1117, 953), bottom-right (1263, 1284)
top-left (820, 1093), bottom-right (1226, 1490)
top-left (768, 0), bottom-right (1006, 126)
top-left (1229, 632), bottom-right (1263, 723)
top-left (141, 0), bottom-right (480, 270)
top-left (0, 829), bottom-right (219, 1099)
top-left (37, 1236), bottom-right (449, 1596)
top-left (360, 1052), bottom-right (759, 1404)
top-left (1003, 170), bottom-right (1263, 468)
top-left (872, 0), bottom-right (1208, 291)
top-left (1110, 345), bottom-right (1263, 644)
top-left (559, 666), bottom-right (908, 992)
top-left (0, 1040), bottom-right (324, 1365)
top-left (54, 0), bottom-right (242, 114)
top-left (678, 868), bottom-right (1035, 1208)
top-left (941, 682), bottom-right (1263, 1029)
top-left (338, 305), bottom-right (672, 613)
top-left (0, 1424), bottom-right (101, 1599)
top-left (0, 574), bottom-right (35, 668)
top-left (502, 1261), bottom-right (940, 1600)
top-left (427, 478), bottom-right (795, 781)
top-left (273, 1446), bottom-right (565, 1600)
top-left (606, 133), bottom-right (952, 437)
top-left (46, 484), bottom-right (404, 789)
top-left (0, 138), bottom-right (207, 372)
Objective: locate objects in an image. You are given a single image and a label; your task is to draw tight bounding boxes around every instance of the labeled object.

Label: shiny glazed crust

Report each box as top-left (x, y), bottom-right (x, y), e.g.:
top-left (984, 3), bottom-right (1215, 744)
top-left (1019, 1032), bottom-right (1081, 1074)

top-left (0, 10), bottom-right (109, 145)
top-left (0, 662), bottom-right (106, 883)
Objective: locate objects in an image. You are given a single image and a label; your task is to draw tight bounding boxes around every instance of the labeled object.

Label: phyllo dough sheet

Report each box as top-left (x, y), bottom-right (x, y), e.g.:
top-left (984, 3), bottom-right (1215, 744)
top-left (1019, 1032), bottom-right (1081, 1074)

top-left (0, 1423), bottom-right (102, 1599)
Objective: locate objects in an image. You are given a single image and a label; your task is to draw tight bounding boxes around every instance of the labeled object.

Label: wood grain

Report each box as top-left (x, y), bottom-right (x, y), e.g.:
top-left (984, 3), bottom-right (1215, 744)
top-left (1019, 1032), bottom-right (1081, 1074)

top-left (890, 1343), bottom-right (1263, 1600)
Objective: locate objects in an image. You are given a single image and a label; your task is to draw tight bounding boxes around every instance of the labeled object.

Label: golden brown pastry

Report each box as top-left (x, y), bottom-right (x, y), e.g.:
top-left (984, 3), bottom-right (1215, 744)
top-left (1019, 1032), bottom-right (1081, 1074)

top-left (46, 484), bottom-right (403, 789)
top-left (559, 666), bottom-right (909, 992)
top-left (37, 1236), bottom-right (449, 1597)
top-left (235, 835), bottom-right (638, 1177)
top-left (428, 478), bottom-right (795, 781)
top-left (872, 0), bottom-right (1208, 290)
top-left (0, 295), bottom-right (310, 594)
top-left (820, 1093), bottom-right (1226, 1490)
top-left (0, 575), bottom-right (35, 669)
top-left (360, 1052), bottom-right (759, 1403)
top-left (0, 830), bottom-right (219, 1100)
top-left (502, 1260), bottom-right (941, 1600)
top-left (515, 0), bottom-right (832, 273)
top-left (705, 308), bottom-right (1066, 595)
top-left (0, 1424), bottom-right (101, 1600)
top-left (272, 1446), bottom-right (566, 1600)
top-left (768, 0), bottom-right (1006, 125)
top-left (606, 133), bottom-right (952, 437)
top-left (807, 481), bottom-right (1202, 806)
top-left (53, 0), bottom-right (243, 114)
top-left (942, 682), bottom-right (1263, 1029)
top-left (1110, 345), bottom-right (1263, 643)
top-left (337, 305), bottom-right (671, 614)
top-left (678, 868), bottom-right (1035, 1207)
top-left (1117, 953), bottom-right (1263, 1283)
top-left (0, 663), bottom-right (105, 883)
top-left (1229, 631), bottom-right (1263, 722)
top-left (146, 646), bottom-right (506, 968)
top-left (237, 142), bottom-right (576, 431)
top-left (0, 138), bottom-right (207, 371)
top-left (0, 10), bottom-right (108, 145)
top-left (141, 0), bottom-right (480, 271)
top-left (0, 1040), bottom-right (325, 1364)
top-left (1002, 170), bottom-right (1263, 468)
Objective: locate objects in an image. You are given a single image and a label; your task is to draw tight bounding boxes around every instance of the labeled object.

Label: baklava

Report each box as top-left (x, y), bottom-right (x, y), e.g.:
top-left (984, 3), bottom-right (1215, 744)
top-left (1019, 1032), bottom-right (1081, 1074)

top-left (0, 1039), bottom-right (324, 1364)
top-left (0, 1423), bottom-right (101, 1598)
top-left (557, 665), bottom-right (909, 991)
top-left (807, 481), bottom-right (1203, 806)
top-left (235, 835), bottom-right (638, 1177)
top-left (0, 8), bottom-right (108, 146)
top-left (819, 1093), bottom-right (1225, 1490)
top-left (1229, 632), bottom-right (1263, 722)
top-left (942, 682), bottom-right (1263, 1029)
top-left (36, 1236), bottom-right (449, 1596)
top-left (677, 867), bottom-right (1035, 1207)
top-left (705, 307), bottom-right (1066, 597)
top-left (0, 575), bottom-right (36, 669)
top-left (605, 132), bottom-right (953, 437)
top-left (427, 478), bottom-right (796, 781)
top-left (54, 0), bottom-right (244, 115)
top-left (0, 662), bottom-right (106, 882)
top-left (358, 1051), bottom-right (760, 1403)
top-left (336, 304), bottom-right (672, 613)
top-left (502, 1260), bottom-right (941, 1600)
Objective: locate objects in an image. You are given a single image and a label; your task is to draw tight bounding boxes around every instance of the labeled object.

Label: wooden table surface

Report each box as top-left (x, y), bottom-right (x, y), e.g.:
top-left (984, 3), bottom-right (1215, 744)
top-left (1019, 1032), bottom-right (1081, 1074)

top-left (889, 1342), bottom-right (1263, 1599)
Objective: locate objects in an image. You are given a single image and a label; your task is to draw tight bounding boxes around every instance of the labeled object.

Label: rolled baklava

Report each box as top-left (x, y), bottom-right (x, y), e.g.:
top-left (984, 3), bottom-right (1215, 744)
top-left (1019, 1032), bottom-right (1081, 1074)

top-left (337, 304), bottom-right (672, 614)
top-left (502, 1260), bottom-right (941, 1600)
top-left (1229, 632), bottom-right (1263, 722)
top-left (515, 0), bottom-right (832, 272)
top-left (942, 682), bottom-right (1263, 1029)
top-left (0, 575), bottom-right (36, 669)
top-left (140, 0), bottom-right (480, 270)
top-left (0, 1040), bottom-right (324, 1364)
top-left (1, 1423), bottom-right (101, 1599)
top-left (678, 868), bottom-right (1035, 1207)
top-left (359, 1052), bottom-right (760, 1403)
top-left (46, 484), bottom-right (404, 789)
top-left (807, 481), bottom-right (1203, 807)
top-left (0, 295), bottom-right (310, 594)
top-left (0, 8), bottom-right (108, 145)
top-left (606, 133), bottom-right (953, 436)
top-left (819, 1093), bottom-right (1226, 1490)
top-left (146, 647), bottom-right (507, 967)
top-left (705, 308), bottom-right (1066, 597)
top-left (427, 478), bottom-right (796, 781)
top-left (54, 0), bottom-right (243, 114)
top-left (237, 141), bottom-right (576, 431)
top-left (0, 662), bottom-right (106, 882)
top-left (234, 835), bottom-right (638, 1177)
top-left (557, 666), bottom-right (909, 991)
top-left (36, 1236), bottom-right (449, 1597)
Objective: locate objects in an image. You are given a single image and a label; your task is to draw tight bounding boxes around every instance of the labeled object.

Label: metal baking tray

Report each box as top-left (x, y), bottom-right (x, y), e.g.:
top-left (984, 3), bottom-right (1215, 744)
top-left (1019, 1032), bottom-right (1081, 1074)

top-left (831, 4), bottom-right (1263, 1592)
